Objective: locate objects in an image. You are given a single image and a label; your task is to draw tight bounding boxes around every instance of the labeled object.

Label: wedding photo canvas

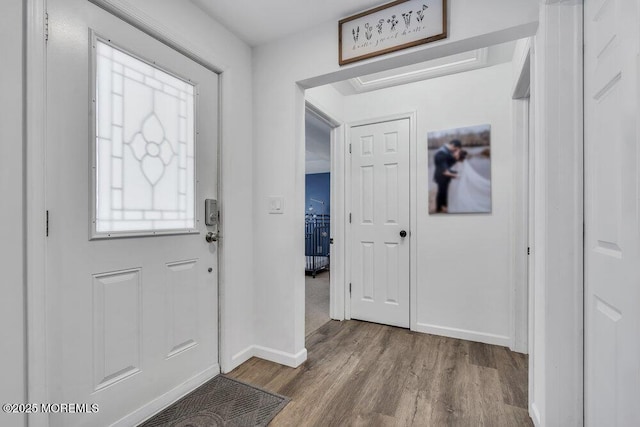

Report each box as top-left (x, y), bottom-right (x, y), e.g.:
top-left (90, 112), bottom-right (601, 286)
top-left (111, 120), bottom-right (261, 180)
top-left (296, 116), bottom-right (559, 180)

top-left (428, 124), bottom-right (492, 214)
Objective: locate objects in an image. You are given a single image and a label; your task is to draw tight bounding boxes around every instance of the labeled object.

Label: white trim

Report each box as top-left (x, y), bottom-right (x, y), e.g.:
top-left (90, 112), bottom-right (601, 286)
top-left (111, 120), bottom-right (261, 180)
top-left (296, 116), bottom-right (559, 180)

top-left (230, 345), bottom-right (308, 369)
top-left (530, 402), bottom-right (542, 427)
top-left (328, 125), bottom-right (346, 321)
top-left (509, 37), bottom-right (533, 356)
top-left (112, 364), bottom-right (220, 427)
top-left (229, 345), bottom-right (256, 370)
top-left (512, 38), bottom-right (532, 99)
top-left (408, 112), bottom-right (419, 333)
top-left (305, 100), bottom-right (341, 128)
top-left (511, 96), bottom-right (531, 354)
top-left (87, 0), bottom-right (227, 73)
top-left (254, 346), bottom-right (308, 368)
top-left (346, 112), bottom-right (416, 129)
top-left (216, 71), bottom-right (229, 372)
top-left (414, 323), bottom-right (512, 348)
top-left (344, 121), bottom-right (352, 320)
top-left (527, 46), bottom-right (537, 420)
top-left (25, 1), bottom-right (49, 426)
top-left (529, 2), bottom-right (584, 425)
top-left (345, 112), bottom-right (415, 325)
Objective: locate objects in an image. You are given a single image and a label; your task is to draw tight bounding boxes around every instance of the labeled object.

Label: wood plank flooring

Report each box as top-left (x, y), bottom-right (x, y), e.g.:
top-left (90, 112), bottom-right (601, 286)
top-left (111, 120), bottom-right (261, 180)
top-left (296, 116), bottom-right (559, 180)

top-left (228, 320), bottom-right (532, 426)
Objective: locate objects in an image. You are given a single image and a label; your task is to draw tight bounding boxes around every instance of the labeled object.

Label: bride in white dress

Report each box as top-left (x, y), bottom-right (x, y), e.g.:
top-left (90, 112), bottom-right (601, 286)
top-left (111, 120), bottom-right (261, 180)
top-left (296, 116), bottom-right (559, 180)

top-left (448, 149), bottom-right (492, 213)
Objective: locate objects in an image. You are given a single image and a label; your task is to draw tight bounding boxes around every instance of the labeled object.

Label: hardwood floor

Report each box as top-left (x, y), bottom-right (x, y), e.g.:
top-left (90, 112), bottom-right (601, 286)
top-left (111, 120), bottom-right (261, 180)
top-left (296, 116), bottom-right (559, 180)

top-left (228, 320), bottom-right (532, 426)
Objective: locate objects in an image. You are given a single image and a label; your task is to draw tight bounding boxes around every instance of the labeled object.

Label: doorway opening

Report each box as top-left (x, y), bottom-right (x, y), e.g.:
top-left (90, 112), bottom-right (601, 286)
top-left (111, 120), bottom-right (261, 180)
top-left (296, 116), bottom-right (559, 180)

top-left (304, 107), bottom-right (334, 337)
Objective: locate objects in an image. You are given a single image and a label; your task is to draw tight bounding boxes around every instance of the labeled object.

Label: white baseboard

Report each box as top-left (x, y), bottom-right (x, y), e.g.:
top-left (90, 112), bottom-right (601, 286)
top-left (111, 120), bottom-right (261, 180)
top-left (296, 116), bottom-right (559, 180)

top-left (510, 340), bottom-right (528, 355)
top-left (253, 346), bottom-right (307, 368)
top-left (530, 402), bottom-right (541, 427)
top-left (112, 364), bottom-right (220, 427)
top-left (228, 345), bottom-right (307, 370)
top-left (228, 345), bottom-right (257, 372)
top-left (414, 322), bottom-right (511, 347)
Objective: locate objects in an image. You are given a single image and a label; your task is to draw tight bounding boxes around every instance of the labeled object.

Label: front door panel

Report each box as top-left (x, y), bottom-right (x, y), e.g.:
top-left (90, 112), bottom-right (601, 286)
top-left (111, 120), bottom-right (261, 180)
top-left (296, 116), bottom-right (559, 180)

top-left (46, 1), bottom-right (219, 425)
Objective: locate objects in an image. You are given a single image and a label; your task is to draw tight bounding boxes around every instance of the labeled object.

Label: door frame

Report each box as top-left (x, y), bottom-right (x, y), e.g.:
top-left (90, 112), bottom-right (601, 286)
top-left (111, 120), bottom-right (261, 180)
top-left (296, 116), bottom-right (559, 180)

top-left (529, 2), bottom-right (584, 424)
top-left (511, 97), bottom-right (530, 354)
top-left (304, 100), bottom-right (344, 322)
top-left (511, 38), bottom-right (532, 354)
top-left (344, 112), bottom-right (417, 325)
top-left (25, 1), bottom-right (227, 424)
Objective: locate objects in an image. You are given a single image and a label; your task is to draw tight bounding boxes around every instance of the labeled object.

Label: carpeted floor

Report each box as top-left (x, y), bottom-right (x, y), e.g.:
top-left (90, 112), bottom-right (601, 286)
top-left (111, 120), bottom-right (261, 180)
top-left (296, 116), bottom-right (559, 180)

top-left (305, 270), bottom-right (330, 336)
top-left (138, 375), bottom-right (289, 427)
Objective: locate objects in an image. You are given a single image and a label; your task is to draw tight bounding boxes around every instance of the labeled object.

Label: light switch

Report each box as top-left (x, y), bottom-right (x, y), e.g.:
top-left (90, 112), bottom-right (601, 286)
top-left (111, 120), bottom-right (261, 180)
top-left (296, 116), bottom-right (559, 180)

top-left (268, 196), bottom-right (284, 214)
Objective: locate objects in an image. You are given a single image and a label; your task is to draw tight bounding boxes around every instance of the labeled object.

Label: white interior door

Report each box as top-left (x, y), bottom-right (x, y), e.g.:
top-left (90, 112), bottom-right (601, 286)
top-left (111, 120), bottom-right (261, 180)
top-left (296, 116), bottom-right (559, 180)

top-left (349, 118), bottom-right (410, 328)
top-left (46, 1), bottom-right (219, 425)
top-left (585, 0), bottom-right (640, 425)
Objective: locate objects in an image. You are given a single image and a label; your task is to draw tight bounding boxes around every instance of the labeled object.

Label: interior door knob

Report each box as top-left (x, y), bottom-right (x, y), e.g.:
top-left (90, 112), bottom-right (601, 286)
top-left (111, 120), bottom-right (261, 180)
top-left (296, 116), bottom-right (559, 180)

top-left (400, 230), bottom-right (407, 238)
top-left (206, 231), bottom-right (218, 243)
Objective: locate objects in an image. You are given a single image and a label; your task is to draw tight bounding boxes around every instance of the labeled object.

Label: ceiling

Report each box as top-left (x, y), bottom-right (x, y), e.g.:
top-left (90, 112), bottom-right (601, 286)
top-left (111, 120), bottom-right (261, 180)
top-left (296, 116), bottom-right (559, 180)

top-left (190, 0), bottom-right (384, 46)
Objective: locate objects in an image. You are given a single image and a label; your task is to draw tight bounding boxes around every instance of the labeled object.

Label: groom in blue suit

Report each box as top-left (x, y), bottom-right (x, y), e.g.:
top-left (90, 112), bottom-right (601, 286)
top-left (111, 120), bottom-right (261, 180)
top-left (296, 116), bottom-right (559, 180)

top-left (433, 139), bottom-right (462, 213)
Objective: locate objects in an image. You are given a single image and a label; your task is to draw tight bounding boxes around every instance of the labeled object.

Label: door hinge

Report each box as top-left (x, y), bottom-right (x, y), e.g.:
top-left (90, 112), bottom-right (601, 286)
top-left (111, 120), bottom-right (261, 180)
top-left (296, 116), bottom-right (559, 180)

top-left (349, 143), bottom-right (352, 154)
top-left (349, 283), bottom-right (352, 294)
top-left (527, 247), bottom-right (530, 256)
top-left (349, 213), bottom-right (352, 223)
top-left (44, 12), bottom-right (49, 43)
top-left (46, 210), bottom-right (49, 237)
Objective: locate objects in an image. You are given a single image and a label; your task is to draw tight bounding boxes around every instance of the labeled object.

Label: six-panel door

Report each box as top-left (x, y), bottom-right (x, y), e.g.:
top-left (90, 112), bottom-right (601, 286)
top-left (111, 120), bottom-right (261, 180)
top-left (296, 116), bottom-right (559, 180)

top-left (350, 119), bottom-right (410, 328)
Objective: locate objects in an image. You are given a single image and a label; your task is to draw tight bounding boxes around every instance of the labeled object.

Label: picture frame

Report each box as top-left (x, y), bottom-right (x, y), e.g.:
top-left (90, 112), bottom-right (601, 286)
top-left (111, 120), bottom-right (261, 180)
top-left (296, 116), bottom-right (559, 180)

top-left (428, 124), bottom-right (493, 215)
top-left (338, 0), bottom-right (448, 66)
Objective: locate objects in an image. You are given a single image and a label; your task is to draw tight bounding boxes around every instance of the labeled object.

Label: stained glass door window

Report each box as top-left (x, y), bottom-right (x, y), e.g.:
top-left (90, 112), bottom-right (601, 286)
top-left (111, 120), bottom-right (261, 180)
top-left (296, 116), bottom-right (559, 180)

top-left (93, 38), bottom-right (196, 236)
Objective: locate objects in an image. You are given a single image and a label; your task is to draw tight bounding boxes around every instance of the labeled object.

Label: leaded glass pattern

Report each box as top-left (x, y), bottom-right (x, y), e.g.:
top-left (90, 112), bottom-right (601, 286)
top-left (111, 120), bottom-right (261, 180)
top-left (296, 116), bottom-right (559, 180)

top-left (95, 40), bottom-right (196, 234)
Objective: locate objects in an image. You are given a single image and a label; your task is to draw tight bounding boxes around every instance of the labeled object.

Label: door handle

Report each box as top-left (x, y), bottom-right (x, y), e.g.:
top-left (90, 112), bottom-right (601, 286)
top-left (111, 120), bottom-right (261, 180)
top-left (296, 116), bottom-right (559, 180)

top-left (400, 230), bottom-right (407, 238)
top-left (206, 231), bottom-right (218, 243)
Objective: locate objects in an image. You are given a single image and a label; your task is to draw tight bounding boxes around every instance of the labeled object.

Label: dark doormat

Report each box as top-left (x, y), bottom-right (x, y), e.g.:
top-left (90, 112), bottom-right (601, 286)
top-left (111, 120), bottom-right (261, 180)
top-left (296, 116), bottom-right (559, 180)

top-left (138, 375), bottom-right (290, 427)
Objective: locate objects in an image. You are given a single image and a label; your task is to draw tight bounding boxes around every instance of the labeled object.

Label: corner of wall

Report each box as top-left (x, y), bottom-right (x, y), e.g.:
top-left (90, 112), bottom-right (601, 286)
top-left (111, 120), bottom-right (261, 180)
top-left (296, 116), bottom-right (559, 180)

top-left (228, 345), bottom-right (307, 371)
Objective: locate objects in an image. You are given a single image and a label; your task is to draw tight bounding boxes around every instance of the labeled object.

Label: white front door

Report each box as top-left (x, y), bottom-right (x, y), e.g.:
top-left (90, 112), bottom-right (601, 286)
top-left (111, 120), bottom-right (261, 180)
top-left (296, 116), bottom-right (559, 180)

top-left (46, 1), bottom-right (219, 425)
top-left (585, 0), bottom-right (640, 425)
top-left (349, 118), bottom-right (410, 328)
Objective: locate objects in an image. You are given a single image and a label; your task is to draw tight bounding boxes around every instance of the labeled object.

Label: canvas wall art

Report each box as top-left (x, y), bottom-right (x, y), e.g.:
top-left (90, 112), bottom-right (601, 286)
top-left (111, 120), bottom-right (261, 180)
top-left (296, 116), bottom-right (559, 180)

top-left (339, 0), bottom-right (447, 65)
top-left (428, 124), bottom-right (492, 214)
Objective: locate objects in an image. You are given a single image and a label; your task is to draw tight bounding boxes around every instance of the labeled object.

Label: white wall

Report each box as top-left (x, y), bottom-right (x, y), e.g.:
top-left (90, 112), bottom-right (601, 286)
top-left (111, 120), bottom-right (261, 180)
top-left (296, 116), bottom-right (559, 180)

top-left (252, 0), bottom-right (538, 364)
top-left (0, 1), bottom-right (26, 426)
top-left (343, 63), bottom-right (516, 347)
